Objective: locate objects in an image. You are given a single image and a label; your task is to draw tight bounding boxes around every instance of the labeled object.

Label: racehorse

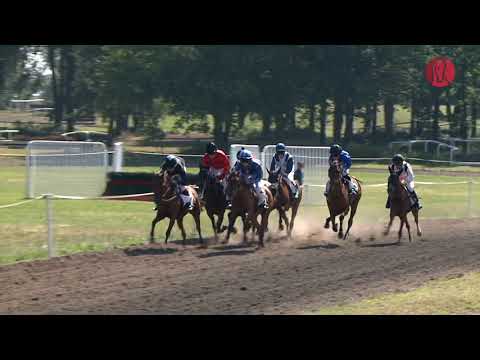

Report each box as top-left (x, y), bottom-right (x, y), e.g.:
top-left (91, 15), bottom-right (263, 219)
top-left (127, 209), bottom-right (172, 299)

top-left (203, 172), bottom-right (228, 242)
top-left (224, 171), bottom-right (273, 248)
top-left (150, 171), bottom-right (204, 247)
top-left (383, 167), bottom-right (422, 242)
top-left (324, 160), bottom-right (362, 240)
top-left (267, 170), bottom-right (302, 239)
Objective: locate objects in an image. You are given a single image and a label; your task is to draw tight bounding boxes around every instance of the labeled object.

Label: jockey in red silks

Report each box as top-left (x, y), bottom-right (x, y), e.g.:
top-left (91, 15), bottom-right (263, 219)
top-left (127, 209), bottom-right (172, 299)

top-left (199, 142), bottom-right (231, 202)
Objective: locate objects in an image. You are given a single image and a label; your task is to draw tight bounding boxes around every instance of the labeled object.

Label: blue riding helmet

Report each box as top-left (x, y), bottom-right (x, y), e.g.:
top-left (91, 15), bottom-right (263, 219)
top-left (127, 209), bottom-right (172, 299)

top-left (238, 149), bottom-right (253, 162)
top-left (276, 143), bottom-right (286, 153)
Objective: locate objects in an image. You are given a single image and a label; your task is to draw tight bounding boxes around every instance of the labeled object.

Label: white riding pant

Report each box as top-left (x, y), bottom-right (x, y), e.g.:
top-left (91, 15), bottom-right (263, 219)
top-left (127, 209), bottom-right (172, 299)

top-left (253, 181), bottom-right (267, 204)
top-left (178, 185), bottom-right (193, 206)
top-left (281, 172), bottom-right (298, 194)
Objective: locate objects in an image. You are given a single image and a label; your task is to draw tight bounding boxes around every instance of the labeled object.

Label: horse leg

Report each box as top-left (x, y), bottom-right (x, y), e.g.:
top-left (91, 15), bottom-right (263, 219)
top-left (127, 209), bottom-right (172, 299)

top-left (217, 210), bottom-right (227, 233)
top-left (177, 216), bottom-right (188, 247)
top-left (412, 208), bottom-right (422, 236)
top-left (289, 203), bottom-right (299, 239)
top-left (224, 211), bottom-right (238, 244)
top-left (344, 202), bottom-right (359, 240)
top-left (279, 209), bottom-right (290, 236)
top-left (258, 212), bottom-right (270, 249)
top-left (383, 213), bottom-right (394, 236)
top-left (209, 213), bottom-right (218, 243)
top-left (192, 208), bottom-right (204, 247)
top-left (398, 217), bottom-right (405, 243)
top-left (241, 214), bottom-right (249, 244)
top-left (331, 215), bottom-right (338, 233)
top-left (338, 215), bottom-right (345, 239)
top-left (149, 213), bottom-right (164, 244)
top-left (164, 217), bottom-right (176, 244)
top-left (324, 217), bottom-right (331, 229)
top-left (278, 210), bottom-right (284, 231)
top-left (405, 215), bottom-right (412, 242)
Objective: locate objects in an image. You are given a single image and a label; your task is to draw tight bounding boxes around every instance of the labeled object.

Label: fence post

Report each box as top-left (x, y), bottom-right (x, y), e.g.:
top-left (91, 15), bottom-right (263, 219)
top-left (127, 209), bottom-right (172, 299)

top-left (113, 142), bottom-right (124, 172)
top-left (45, 194), bottom-right (56, 258)
top-left (468, 179), bottom-right (473, 218)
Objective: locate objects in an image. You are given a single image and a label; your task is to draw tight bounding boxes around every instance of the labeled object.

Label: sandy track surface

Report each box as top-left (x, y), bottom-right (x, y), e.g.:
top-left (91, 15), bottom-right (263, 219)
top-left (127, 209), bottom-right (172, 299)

top-left (1, 218), bottom-right (479, 314)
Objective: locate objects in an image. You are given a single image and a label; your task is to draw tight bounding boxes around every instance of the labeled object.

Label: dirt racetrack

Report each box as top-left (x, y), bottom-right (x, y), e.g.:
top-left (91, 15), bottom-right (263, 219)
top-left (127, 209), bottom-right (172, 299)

top-left (1, 218), bottom-right (480, 314)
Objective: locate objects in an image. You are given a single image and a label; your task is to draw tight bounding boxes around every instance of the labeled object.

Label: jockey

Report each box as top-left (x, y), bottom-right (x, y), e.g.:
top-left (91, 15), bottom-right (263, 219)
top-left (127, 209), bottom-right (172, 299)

top-left (233, 149), bottom-right (268, 209)
top-left (199, 142), bottom-right (231, 201)
top-left (267, 143), bottom-right (299, 199)
top-left (387, 154), bottom-right (422, 210)
top-left (324, 144), bottom-right (357, 197)
top-left (294, 161), bottom-right (305, 186)
top-left (159, 155), bottom-right (194, 211)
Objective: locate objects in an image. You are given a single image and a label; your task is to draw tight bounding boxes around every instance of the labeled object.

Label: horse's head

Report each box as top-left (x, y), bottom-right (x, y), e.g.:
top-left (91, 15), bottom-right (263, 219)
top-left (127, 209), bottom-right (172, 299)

top-left (328, 160), bottom-right (342, 182)
top-left (388, 166), bottom-right (404, 197)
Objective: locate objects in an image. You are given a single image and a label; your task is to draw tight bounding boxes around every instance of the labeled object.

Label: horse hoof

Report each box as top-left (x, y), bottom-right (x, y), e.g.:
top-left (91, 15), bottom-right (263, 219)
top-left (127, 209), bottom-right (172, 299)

top-left (279, 225), bottom-right (285, 231)
top-left (417, 231), bottom-right (422, 237)
top-left (338, 232), bottom-right (343, 239)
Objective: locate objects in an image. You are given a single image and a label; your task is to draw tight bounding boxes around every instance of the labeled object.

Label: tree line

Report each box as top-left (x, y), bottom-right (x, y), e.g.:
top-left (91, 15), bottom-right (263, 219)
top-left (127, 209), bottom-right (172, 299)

top-left (1, 45), bottom-right (480, 147)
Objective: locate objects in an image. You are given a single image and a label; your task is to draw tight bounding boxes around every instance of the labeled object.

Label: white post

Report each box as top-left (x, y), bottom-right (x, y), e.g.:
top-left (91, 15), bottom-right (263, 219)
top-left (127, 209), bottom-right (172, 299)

top-left (113, 142), bottom-right (124, 172)
top-left (468, 179), bottom-right (473, 218)
top-left (45, 194), bottom-right (56, 258)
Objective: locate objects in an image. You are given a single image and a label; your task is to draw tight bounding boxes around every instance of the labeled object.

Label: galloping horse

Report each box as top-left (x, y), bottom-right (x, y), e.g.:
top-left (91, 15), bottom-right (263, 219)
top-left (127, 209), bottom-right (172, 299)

top-left (383, 167), bottom-right (422, 242)
top-left (224, 171), bottom-right (273, 248)
top-left (150, 171), bottom-right (204, 247)
top-left (324, 160), bottom-right (362, 240)
top-left (267, 170), bottom-right (302, 239)
top-left (203, 172), bottom-right (228, 242)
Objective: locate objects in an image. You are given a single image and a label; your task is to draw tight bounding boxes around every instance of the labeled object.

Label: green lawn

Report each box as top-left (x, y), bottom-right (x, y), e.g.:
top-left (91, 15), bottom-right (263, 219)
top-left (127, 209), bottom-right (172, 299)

top-left (309, 271), bottom-right (480, 315)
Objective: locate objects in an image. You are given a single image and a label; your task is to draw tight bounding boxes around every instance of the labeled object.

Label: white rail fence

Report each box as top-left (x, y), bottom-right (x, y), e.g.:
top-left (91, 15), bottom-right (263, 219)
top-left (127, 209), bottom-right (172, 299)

top-left (1, 179), bottom-right (478, 259)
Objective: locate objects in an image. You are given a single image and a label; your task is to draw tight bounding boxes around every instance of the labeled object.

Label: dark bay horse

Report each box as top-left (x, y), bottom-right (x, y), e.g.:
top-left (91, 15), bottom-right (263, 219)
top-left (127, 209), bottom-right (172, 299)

top-left (203, 173), bottom-right (228, 242)
top-left (267, 170), bottom-right (302, 239)
top-left (383, 167), bottom-right (422, 242)
top-left (224, 171), bottom-right (273, 248)
top-left (324, 160), bottom-right (362, 240)
top-left (150, 172), bottom-right (204, 247)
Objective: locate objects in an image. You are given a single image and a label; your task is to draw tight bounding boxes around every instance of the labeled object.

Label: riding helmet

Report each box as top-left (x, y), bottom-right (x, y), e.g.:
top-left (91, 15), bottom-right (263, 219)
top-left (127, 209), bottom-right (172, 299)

top-left (276, 143), bottom-right (286, 153)
top-left (330, 144), bottom-right (342, 156)
top-left (165, 155), bottom-right (177, 169)
top-left (238, 149), bottom-right (253, 162)
top-left (206, 142), bottom-right (218, 155)
top-left (392, 154), bottom-right (405, 165)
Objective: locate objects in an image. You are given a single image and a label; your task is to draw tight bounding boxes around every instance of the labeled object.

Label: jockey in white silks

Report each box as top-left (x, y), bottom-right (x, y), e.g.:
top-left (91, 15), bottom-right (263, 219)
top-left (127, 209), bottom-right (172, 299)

top-left (158, 155), bottom-right (193, 211)
top-left (267, 143), bottom-right (299, 199)
top-left (386, 154), bottom-right (422, 210)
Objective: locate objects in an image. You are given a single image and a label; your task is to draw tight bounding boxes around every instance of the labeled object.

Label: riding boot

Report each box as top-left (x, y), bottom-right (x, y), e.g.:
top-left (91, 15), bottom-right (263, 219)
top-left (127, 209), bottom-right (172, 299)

top-left (386, 196), bottom-right (391, 209)
top-left (409, 191), bottom-right (422, 210)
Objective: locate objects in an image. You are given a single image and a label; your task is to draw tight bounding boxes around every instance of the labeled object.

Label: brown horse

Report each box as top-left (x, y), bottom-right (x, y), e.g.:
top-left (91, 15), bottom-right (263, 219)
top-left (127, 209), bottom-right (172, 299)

top-left (383, 168), bottom-right (422, 242)
top-left (224, 171), bottom-right (273, 248)
top-left (203, 172), bottom-right (228, 243)
top-left (150, 171), bottom-right (204, 247)
top-left (324, 160), bottom-right (362, 240)
top-left (267, 170), bottom-right (303, 239)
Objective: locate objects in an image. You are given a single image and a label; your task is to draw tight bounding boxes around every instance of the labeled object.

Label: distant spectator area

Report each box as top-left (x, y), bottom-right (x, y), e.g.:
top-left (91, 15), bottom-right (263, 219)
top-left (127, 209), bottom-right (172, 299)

top-left (10, 99), bottom-right (47, 112)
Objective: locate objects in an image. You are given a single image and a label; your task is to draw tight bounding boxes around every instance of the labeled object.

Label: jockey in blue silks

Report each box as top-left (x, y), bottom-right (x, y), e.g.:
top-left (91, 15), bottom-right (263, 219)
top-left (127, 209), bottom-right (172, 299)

top-left (324, 144), bottom-right (358, 197)
top-left (268, 143), bottom-right (299, 199)
top-left (159, 155), bottom-right (193, 211)
top-left (233, 149), bottom-right (268, 209)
